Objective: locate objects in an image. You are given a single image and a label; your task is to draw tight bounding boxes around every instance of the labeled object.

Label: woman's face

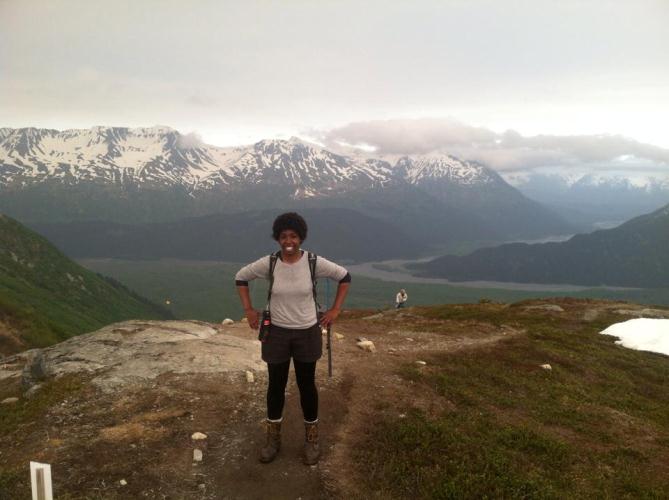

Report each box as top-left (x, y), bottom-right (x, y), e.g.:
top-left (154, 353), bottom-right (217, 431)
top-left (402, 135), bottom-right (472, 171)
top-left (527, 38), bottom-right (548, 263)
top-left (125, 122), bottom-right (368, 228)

top-left (278, 229), bottom-right (301, 256)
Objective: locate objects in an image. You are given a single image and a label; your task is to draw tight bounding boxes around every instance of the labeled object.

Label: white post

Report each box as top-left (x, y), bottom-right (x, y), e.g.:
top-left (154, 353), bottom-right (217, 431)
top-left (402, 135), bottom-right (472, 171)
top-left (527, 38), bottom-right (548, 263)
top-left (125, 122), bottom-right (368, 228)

top-left (30, 462), bottom-right (53, 500)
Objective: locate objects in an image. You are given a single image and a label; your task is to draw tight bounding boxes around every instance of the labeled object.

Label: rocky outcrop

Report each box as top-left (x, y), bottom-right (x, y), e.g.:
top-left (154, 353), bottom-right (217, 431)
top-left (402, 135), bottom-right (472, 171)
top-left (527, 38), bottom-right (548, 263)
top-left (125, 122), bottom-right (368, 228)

top-left (0, 320), bottom-right (263, 393)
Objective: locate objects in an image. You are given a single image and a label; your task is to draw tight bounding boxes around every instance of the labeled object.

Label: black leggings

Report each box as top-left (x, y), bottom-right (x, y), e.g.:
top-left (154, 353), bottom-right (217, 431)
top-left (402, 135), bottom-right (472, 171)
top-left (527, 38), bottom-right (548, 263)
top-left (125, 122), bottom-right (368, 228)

top-left (267, 360), bottom-right (318, 422)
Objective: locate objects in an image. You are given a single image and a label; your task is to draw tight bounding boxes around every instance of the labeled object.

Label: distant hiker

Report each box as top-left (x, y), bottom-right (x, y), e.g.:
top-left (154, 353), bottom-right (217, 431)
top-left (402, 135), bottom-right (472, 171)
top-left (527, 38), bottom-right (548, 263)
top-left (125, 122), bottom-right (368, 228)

top-left (395, 289), bottom-right (408, 309)
top-left (235, 212), bottom-right (351, 465)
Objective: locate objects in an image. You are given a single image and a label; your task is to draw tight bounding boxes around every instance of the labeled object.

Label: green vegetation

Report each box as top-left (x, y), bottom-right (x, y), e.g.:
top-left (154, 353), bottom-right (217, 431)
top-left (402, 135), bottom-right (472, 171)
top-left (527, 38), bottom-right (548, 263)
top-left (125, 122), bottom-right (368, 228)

top-left (355, 303), bottom-right (669, 498)
top-left (0, 374), bottom-right (86, 496)
top-left (0, 375), bottom-right (85, 436)
top-left (0, 214), bottom-right (171, 353)
top-left (78, 258), bottom-right (669, 323)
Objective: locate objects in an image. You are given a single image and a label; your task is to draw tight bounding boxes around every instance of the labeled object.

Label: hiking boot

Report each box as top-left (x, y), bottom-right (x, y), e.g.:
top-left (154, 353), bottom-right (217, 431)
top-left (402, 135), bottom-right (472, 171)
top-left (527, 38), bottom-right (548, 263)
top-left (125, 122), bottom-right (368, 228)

top-left (303, 421), bottom-right (320, 465)
top-left (260, 420), bottom-right (281, 463)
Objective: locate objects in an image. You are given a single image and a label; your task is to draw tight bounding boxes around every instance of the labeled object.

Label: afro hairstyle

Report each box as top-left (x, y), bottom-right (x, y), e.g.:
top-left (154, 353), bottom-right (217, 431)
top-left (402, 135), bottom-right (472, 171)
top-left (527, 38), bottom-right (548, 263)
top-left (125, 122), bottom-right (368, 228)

top-left (272, 212), bottom-right (308, 242)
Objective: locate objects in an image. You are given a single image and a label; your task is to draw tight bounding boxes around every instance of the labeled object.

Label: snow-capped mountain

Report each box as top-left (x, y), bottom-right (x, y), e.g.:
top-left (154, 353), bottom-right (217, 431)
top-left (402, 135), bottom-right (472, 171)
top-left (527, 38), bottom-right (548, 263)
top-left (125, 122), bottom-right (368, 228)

top-left (0, 127), bottom-right (502, 195)
top-left (396, 155), bottom-right (498, 186)
top-left (0, 126), bottom-right (574, 242)
top-left (505, 171), bottom-right (669, 228)
top-left (0, 127), bottom-right (398, 194)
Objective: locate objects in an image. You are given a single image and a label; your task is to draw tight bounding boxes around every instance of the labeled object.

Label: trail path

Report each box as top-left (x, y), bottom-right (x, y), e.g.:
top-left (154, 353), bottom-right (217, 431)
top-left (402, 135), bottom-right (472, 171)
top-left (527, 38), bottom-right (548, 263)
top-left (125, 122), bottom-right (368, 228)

top-left (4, 301), bottom-right (649, 499)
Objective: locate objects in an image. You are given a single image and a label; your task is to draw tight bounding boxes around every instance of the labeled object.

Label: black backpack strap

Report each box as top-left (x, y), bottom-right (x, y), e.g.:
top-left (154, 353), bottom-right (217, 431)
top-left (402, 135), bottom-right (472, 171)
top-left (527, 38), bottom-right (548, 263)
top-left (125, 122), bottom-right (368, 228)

top-left (308, 252), bottom-right (321, 314)
top-left (266, 251), bottom-right (280, 308)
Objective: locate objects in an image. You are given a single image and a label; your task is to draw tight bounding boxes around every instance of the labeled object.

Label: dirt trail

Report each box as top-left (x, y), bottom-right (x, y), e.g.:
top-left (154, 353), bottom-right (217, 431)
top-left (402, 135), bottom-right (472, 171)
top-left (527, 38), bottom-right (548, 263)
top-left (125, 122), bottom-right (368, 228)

top-left (0, 309), bottom-right (525, 499)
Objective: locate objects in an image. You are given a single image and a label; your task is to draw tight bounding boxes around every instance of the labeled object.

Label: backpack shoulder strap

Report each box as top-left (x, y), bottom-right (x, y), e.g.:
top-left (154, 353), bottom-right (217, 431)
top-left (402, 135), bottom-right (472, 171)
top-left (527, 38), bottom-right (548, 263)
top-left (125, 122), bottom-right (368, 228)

top-left (266, 251), bottom-right (280, 307)
top-left (308, 252), bottom-right (320, 312)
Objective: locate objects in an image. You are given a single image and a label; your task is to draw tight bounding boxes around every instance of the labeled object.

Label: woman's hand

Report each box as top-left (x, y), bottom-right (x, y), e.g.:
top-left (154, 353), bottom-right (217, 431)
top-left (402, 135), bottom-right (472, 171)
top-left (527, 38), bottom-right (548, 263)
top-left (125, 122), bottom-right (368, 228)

top-left (245, 309), bottom-right (259, 330)
top-left (320, 308), bottom-right (341, 329)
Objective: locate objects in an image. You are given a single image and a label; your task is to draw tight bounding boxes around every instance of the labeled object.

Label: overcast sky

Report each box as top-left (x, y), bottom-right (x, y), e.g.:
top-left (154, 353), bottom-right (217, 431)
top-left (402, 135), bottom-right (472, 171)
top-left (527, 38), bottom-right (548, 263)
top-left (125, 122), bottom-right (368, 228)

top-left (1, 0), bottom-right (668, 174)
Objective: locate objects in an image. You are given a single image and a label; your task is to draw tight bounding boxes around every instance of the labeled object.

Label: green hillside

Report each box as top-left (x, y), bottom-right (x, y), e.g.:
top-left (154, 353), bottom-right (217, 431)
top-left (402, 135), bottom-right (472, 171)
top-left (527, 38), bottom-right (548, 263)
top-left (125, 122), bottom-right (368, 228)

top-left (413, 204), bottom-right (669, 287)
top-left (0, 214), bottom-right (172, 355)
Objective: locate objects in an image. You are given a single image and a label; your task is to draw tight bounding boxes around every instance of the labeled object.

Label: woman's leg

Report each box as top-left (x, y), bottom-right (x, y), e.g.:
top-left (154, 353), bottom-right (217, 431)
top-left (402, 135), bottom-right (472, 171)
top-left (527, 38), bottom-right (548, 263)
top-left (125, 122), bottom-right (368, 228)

top-left (293, 360), bottom-right (318, 422)
top-left (266, 360), bottom-right (291, 420)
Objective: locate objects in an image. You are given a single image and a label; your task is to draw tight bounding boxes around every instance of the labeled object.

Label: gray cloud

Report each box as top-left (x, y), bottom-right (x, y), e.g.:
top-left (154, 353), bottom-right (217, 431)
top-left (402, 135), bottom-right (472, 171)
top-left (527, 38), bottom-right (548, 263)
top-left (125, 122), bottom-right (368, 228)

top-left (176, 132), bottom-right (204, 150)
top-left (318, 119), bottom-right (669, 174)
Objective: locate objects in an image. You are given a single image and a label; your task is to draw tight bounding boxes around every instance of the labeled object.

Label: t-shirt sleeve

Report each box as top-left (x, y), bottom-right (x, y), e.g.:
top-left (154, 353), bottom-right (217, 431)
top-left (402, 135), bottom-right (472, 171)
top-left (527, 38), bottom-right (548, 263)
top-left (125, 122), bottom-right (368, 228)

top-left (315, 256), bottom-right (349, 282)
top-left (235, 256), bottom-right (270, 284)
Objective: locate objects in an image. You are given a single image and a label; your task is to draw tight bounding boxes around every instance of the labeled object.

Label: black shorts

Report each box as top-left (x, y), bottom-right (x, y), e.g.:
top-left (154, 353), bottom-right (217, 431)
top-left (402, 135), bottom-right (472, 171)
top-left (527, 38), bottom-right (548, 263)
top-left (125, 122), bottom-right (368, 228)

top-left (261, 323), bottom-right (323, 364)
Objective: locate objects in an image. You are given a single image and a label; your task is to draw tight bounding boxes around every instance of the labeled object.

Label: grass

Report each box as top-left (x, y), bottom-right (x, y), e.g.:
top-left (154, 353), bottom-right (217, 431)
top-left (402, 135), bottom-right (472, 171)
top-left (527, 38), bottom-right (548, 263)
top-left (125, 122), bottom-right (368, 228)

top-left (0, 375), bottom-right (85, 436)
top-left (353, 304), bottom-right (669, 499)
top-left (0, 375), bottom-right (86, 499)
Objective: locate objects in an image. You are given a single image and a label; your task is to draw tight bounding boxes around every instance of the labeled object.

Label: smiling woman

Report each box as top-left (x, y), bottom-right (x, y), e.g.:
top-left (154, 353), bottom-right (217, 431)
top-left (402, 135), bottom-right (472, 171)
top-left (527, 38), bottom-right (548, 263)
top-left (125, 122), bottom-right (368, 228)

top-left (234, 211), bottom-right (351, 465)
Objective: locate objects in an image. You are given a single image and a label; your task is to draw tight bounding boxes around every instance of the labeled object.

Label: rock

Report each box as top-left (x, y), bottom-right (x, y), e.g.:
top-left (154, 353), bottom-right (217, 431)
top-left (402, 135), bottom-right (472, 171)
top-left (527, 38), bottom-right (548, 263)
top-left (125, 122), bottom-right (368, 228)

top-left (540, 364), bottom-right (552, 371)
top-left (583, 309), bottom-right (600, 321)
top-left (120, 479), bottom-right (127, 486)
top-left (614, 308), bottom-right (669, 319)
top-left (9, 320), bottom-right (265, 394)
top-left (406, 338), bottom-right (414, 342)
top-left (415, 360), bottom-right (427, 366)
top-left (1, 397), bottom-right (19, 405)
top-left (193, 449), bottom-right (203, 462)
top-left (356, 337), bottom-right (368, 342)
top-left (362, 313), bottom-right (384, 320)
top-left (245, 370), bottom-right (255, 383)
top-left (24, 384), bottom-right (42, 399)
top-left (356, 340), bottom-right (376, 353)
top-left (524, 305), bottom-right (564, 312)
top-left (198, 484), bottom-right (206, 490)
top-left (334, 333), bottom-right (344, 340)
top-left (191, 432), bottom-right (207, 441)
top-left (240, 317), bottom-right (248, 323)
top-left (222, 318), bottom-right (234, 325)
top-left (21, 350), bottom-right (48, 390)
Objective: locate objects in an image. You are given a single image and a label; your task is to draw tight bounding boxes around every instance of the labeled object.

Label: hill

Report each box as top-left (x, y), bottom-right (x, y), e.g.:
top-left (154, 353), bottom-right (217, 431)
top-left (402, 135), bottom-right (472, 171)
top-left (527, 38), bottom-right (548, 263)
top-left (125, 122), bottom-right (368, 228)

top-left (0, 214), bottom-right (171, 355)
top-left (1, 299), bottom-right (668, 497)
top-left (31, 207), bottom-right (427, 263)
top-left (412, 203), bottom-right (669, 288)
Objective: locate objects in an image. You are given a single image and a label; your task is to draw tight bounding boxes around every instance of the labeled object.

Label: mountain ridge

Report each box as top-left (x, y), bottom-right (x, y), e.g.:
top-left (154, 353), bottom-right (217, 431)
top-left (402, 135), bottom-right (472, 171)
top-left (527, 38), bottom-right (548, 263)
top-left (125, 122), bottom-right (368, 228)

top-left (411, 202), bottom-right (669, 287)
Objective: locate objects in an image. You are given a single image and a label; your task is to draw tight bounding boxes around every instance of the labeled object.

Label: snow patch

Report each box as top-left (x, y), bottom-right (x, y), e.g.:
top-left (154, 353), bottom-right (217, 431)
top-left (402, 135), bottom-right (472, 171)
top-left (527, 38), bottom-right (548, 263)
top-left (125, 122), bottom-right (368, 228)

top-left (600, 318), bottom-right (669, 356)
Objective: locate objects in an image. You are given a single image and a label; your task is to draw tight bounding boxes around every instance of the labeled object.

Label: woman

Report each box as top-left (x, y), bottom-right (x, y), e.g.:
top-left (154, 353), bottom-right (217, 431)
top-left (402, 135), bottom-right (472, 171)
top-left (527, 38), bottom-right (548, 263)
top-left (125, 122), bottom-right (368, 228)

top-left (235, 212), bottom-right (351, 465)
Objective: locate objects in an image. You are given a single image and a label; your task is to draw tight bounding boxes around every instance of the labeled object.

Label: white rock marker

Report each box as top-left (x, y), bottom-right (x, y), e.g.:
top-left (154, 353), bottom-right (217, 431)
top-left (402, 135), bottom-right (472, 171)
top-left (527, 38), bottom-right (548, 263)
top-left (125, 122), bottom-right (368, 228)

top-left (356, 340), bottom-right (376, 352)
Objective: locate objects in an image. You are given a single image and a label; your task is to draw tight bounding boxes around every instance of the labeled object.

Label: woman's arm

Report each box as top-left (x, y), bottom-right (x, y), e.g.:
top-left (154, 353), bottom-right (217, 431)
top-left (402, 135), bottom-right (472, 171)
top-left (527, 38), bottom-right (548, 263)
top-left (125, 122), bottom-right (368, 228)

top-left (236, 284), bottom-right (259, 330)
top-left (320, 281), bottom-right (350, 328)
top-left (234, 256), bottom-right (270, 330)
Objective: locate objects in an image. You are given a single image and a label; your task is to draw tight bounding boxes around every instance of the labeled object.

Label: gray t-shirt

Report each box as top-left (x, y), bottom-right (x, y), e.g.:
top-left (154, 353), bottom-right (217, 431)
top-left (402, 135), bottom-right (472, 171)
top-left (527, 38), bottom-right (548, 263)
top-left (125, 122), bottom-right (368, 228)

top-left (235, 251), bottom-right (348, 329)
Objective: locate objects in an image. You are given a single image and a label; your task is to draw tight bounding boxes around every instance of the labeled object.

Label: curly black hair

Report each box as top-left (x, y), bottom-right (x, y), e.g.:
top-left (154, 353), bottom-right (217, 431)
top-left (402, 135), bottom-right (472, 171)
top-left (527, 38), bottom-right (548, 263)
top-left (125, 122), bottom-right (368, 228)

top-left (272, 212), bottom-right (308, 242)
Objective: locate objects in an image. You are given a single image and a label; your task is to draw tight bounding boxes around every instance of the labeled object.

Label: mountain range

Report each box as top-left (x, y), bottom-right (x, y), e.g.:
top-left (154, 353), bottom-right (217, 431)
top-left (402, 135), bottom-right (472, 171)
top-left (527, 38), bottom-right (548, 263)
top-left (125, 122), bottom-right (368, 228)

top-left (0, 127), bottom-right (575, 251)
top-left (506, 172), bottom-right (669, 228)
top-left (411, 203), bottom-right (669, 288)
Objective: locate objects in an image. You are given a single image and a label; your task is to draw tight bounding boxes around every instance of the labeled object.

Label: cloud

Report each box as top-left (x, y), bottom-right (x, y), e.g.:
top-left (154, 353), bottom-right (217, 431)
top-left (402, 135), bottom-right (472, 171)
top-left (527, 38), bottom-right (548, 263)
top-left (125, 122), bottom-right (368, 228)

top-left (317, 118), bottom-right (669, 174)
top-left (176, 131), bottom-right (204, 150)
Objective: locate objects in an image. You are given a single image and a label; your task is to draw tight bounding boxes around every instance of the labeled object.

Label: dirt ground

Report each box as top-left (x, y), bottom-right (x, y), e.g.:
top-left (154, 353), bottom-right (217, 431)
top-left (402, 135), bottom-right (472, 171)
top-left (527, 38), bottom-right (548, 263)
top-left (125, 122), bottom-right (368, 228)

top-left (0, 302), bottom-right (628, 499)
